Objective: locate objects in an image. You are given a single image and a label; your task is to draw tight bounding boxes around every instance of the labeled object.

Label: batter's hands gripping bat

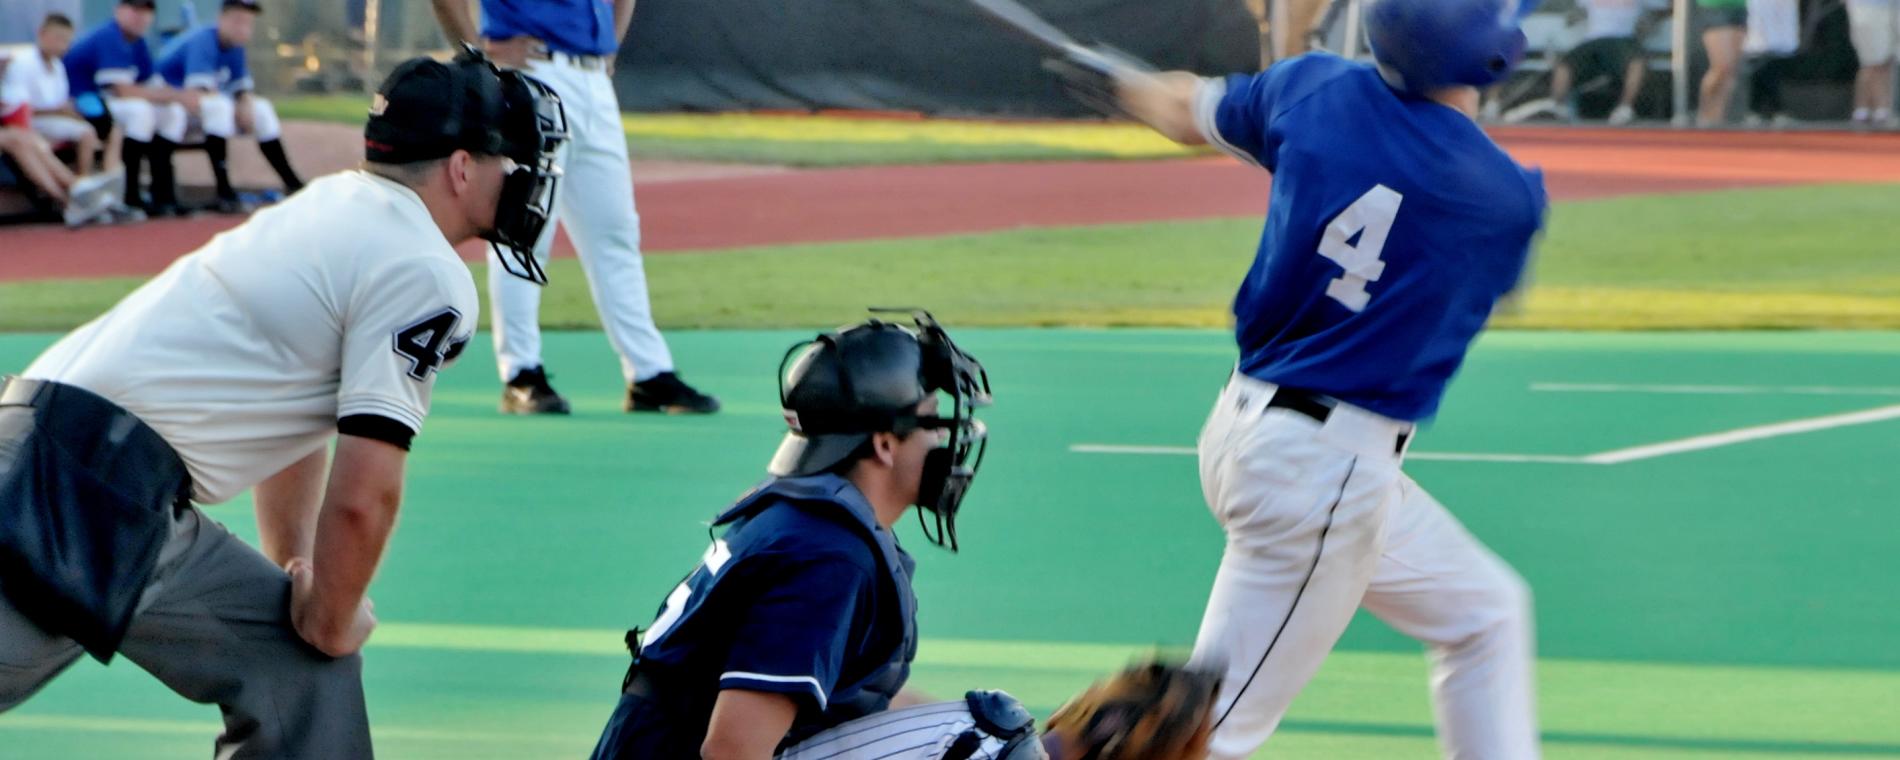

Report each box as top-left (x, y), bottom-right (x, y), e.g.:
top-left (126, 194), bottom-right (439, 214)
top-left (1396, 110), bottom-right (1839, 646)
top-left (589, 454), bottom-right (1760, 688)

top-left (966, 0), bottom-right (1157, 117)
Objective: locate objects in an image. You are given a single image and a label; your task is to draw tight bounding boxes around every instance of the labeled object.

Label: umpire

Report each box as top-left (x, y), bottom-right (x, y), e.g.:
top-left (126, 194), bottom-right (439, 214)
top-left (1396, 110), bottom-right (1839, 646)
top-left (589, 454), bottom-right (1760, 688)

top-left (0, 48), bottom-right (564, 757)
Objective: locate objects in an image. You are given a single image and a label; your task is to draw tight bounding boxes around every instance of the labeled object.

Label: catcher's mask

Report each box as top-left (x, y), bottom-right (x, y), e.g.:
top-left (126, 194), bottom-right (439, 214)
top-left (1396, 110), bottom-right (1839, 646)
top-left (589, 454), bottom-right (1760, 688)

top-left (769, 309), bottom-right (992, 550)
top-left (364, 45), bottom-right (568, 285)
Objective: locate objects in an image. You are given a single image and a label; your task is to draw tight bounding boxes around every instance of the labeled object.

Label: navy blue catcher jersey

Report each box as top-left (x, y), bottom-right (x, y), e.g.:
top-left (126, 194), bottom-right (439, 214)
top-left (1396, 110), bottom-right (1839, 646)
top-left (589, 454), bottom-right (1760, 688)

top-left (1200, 53), bottom-right (1547, 421)
top-left (631, 474), bottom-right (918, 746)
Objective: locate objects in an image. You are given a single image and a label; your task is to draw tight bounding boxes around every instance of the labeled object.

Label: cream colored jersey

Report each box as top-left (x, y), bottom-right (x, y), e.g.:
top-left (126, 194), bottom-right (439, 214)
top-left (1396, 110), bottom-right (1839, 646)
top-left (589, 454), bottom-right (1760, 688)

top-left (24, 171), bottom-right (478, 504)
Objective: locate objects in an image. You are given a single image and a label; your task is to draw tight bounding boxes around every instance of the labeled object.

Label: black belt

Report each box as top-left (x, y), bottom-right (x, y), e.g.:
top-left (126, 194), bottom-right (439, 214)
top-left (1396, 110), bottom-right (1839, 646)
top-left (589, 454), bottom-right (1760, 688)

top-left (1264, 385), bottom-right (1412, 455)
top-left (524, 42), bottom-right (608, 70)
top-left (1, 377), bottom-right (192, 489)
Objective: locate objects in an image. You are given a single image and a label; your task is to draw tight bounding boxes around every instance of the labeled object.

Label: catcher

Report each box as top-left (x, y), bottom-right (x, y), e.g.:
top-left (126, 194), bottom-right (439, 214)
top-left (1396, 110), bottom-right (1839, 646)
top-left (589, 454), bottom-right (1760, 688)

top-left (589, 312), bottom-right (1219, 760)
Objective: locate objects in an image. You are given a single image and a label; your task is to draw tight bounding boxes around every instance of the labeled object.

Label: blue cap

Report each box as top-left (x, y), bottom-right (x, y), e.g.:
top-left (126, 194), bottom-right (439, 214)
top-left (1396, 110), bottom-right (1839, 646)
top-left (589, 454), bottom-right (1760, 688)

top-left (1365, 0), bottom-right (1538, 92)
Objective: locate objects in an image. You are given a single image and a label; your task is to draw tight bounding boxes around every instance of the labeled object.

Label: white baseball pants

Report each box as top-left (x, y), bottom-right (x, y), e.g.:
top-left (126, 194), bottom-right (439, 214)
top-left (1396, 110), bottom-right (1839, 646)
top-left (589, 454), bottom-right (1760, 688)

top-left (1190, 371), bottom-right (1540, 760)
top-left (489, 55), bottom-right (674, 383)
top-left (153, 94), bottom-right (281, 143)
top-left (105, 96), bottom-right (180, 142)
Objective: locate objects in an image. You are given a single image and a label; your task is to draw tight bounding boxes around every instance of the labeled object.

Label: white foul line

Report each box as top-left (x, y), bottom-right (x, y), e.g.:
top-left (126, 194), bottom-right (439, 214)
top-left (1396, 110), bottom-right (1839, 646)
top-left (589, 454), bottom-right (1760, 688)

top-left (1533, 383), bottom-right (1900, 396)
top-left (1578, 403), bottom-right (1900, 464)
top-left (1073, 402), bottom-right (1900, 466)
top-left (1069, 444), bottom-right (1587, 464)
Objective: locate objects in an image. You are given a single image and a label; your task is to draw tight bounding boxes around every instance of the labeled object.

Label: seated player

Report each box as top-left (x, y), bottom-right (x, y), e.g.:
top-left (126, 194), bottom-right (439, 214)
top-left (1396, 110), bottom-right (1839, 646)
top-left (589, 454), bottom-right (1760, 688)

top-left (155, 0), bottom-right (302, 213)
top-left (62, 0), bottom-right (197, 216)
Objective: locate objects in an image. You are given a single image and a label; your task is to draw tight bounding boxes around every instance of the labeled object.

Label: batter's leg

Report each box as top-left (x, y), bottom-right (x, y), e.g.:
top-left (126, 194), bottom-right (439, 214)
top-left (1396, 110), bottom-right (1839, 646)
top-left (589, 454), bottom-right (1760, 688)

top-left (1361, 476), bottom-right (1540, 760)
top-left (1188, 383), bottom-right (1404, 760)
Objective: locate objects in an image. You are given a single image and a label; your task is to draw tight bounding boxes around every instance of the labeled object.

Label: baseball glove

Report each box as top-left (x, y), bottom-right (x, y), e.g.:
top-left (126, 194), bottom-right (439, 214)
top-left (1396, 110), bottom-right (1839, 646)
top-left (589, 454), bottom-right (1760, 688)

top-left (1042, 659), bottom-right (1222, 760)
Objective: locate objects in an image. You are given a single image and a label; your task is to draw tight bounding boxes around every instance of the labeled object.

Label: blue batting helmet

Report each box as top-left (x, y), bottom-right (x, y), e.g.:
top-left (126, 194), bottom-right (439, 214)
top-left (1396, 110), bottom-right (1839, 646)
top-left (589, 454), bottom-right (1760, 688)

top-left (1365, 0), bottom-right (1540, 93)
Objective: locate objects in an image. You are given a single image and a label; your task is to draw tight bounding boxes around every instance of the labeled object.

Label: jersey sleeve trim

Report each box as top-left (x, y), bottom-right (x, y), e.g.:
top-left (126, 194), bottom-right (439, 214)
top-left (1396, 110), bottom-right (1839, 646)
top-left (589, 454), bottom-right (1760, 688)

top-left (720, 672), bottom-right (829, 710)
top-left (337, 395), bottom-right (425, 435)
top-left (338, 414), bottom-right (416, 450)
top-left (1195, 77), bottom-right (1261, 169)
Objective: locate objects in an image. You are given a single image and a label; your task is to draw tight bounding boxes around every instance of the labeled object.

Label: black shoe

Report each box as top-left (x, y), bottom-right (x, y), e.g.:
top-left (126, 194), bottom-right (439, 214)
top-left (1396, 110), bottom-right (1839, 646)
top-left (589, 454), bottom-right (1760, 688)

top-left (626, 372), bottom-right (720, 414)
top-left (210, 196), bottom-right (255, 215)
top-left (142, 201), bottom-right (188, 219)
top-left (501, 367), bottom-right (572, 415)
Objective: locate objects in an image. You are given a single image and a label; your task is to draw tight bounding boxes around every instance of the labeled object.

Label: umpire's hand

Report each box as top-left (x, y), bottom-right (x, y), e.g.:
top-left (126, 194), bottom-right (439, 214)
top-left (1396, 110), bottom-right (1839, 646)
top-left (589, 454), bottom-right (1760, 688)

top-left (287, 558), bottom-right (379, 657)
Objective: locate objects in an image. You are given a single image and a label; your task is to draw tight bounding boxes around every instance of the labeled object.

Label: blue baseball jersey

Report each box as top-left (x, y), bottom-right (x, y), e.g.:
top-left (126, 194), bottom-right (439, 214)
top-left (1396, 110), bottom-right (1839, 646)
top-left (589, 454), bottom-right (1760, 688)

top-left (63, 20), bottom-right (156, 99)
top-left (481, 0), bottom-right (617, 56)
top-left (615, 475), bottom-right (917, 752)
top-left (1199, 53), bottom-right (1547, 421)
top-left (156, 26), bottom-right (252, 94)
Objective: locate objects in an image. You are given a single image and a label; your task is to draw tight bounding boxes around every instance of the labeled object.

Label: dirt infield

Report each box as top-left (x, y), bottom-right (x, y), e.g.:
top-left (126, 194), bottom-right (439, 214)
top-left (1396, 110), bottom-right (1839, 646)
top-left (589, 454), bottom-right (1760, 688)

top-left (3, 125), bottom-right (1897, 282)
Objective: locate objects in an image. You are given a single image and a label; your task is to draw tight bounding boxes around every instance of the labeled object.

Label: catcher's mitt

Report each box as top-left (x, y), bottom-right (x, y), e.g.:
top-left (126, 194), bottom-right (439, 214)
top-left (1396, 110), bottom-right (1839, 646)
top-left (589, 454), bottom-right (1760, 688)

top-left (1042, 660), bottom-right (1222, 760)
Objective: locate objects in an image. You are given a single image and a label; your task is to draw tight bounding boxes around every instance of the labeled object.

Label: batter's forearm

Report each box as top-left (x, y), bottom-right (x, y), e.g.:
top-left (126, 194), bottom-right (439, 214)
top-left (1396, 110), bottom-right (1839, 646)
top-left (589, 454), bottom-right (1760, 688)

top-left (253, 447), bottom-right (327, 565)
top-left (431, 0), bottom-right (481, 45)
top-left (1119, 71), bottom-right (1208, 145)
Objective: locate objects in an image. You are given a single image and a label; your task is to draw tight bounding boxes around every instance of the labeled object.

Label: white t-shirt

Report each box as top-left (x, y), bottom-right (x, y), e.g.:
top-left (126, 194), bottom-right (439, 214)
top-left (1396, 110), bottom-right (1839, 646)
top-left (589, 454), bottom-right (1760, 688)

top-left (0, 49), bottom-right (68, 112)
top-left (1583, 0), bottom-right (1670, 41)
top-left (25, 171), bottom-right (479, 504)
top-left (1747, 0), bottom-right (1802, 54)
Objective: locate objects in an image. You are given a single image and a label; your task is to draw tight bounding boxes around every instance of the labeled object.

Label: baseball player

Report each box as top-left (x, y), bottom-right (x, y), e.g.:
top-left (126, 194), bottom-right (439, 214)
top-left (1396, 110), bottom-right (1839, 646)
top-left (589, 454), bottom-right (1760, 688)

top-left (589, 312), bottom-right (1004, 759)
top-left (432, 0), bottom-right (720, 416)
top-left (0, 49), bottom-right (565, 757)
top-left (154, 0), bottom-right (304, 214)
top-left (61, 0), bottom-right (194, 216)
top-left (1037, 0), bottom-right (1547, 757)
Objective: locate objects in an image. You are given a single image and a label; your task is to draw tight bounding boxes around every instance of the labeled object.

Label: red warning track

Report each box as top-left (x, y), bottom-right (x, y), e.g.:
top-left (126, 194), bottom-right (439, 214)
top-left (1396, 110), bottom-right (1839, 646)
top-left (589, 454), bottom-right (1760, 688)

top-left (3, 126), bottom-right (1897, 282)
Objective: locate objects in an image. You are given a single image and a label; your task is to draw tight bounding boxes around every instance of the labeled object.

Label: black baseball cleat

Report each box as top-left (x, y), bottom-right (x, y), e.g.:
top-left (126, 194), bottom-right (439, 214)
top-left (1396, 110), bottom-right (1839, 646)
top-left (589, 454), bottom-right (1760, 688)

top-left (626, 372), bottom-right (720, 414)
top-left (500, 366), bottom-right (572, 415)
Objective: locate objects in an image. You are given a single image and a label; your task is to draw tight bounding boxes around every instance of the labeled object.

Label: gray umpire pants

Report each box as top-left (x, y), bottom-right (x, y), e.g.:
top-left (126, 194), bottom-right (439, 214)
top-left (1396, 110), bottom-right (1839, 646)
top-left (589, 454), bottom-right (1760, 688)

top-left (0, 505), bottom-right (373, 758)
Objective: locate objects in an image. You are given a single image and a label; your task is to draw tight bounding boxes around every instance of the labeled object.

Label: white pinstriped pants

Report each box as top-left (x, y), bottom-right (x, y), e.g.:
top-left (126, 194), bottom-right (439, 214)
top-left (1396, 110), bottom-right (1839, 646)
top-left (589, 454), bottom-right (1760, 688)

top-left (1189, 372), bottom-right (1541, 760)
top-left (776, 700), bottom-right (1013, 759)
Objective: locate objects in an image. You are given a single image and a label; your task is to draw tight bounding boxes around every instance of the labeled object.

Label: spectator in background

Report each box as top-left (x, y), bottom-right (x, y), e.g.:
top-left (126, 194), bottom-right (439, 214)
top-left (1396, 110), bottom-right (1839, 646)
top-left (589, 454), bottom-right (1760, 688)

top-left (1698, 0), bottom-right (1750, 124)
top-left (63, 0), bottom-right (199, 216)
top-left (1549, 0), bottom-right (1671, 123)
top-left (1743, 0), bottom-right (1802, 125)
top-left (3, 14), bottom-right (117, 179)
top-left (1847, 0), bottom-right (1898, 126)
top-left (155, 0), bottom-right (304, 214)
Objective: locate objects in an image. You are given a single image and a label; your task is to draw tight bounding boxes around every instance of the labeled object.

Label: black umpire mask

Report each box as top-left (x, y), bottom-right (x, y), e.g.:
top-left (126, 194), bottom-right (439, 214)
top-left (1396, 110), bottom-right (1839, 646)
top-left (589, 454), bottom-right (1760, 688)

top-left (770, 310), bottom-right (993, 551)
top-left (364, 45), bottom-right (568, 285)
